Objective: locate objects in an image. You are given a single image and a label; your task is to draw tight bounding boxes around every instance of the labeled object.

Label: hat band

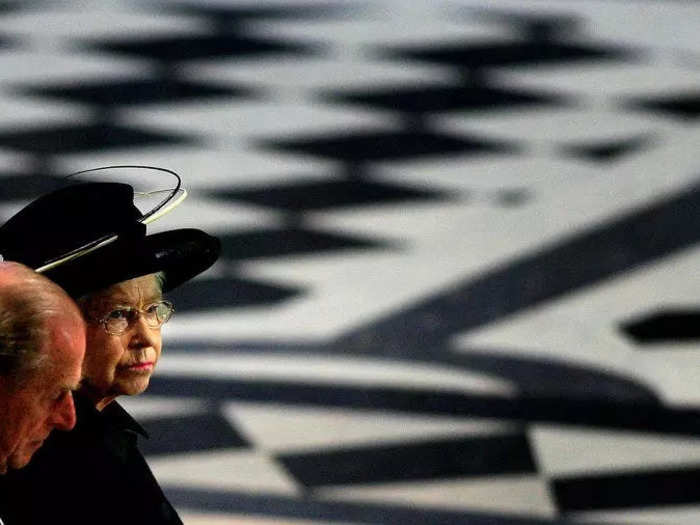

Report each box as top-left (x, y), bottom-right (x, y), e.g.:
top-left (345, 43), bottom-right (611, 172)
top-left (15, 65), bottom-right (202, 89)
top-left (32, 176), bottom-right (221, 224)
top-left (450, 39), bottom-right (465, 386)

top-left (36, 222), bottom-right (147, 273)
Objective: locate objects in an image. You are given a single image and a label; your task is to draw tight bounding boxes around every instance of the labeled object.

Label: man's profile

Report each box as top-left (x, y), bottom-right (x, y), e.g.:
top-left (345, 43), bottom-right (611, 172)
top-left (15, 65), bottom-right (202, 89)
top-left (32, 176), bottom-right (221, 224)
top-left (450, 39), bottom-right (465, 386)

top-left (0, 262), bottom-right (85, 473)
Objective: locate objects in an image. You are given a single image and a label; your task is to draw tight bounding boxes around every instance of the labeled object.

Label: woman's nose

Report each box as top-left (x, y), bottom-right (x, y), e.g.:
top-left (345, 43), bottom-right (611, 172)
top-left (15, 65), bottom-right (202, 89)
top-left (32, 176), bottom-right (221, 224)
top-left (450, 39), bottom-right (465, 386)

top-left (128, 314), bottom-right (160, 348)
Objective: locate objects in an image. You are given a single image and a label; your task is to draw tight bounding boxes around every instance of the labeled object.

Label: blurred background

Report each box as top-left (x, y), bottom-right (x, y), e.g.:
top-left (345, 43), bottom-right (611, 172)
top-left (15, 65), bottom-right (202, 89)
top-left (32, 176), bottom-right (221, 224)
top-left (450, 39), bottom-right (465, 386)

top-left (0, 0), bottom-right (699, 523)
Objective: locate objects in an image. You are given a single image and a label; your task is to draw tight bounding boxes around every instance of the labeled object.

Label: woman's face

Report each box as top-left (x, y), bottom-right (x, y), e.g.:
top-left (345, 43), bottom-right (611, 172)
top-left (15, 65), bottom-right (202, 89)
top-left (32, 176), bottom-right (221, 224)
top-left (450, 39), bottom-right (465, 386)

top-left (81, 274), bottom-right (163, 402)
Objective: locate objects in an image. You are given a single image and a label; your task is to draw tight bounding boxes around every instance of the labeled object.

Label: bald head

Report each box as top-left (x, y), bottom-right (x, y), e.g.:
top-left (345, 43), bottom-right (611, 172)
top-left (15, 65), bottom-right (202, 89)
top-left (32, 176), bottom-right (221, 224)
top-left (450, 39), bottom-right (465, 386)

top-left (0, 262), bottom-right (85, 473)
top-left (0, 262), bottom-right (82, 387)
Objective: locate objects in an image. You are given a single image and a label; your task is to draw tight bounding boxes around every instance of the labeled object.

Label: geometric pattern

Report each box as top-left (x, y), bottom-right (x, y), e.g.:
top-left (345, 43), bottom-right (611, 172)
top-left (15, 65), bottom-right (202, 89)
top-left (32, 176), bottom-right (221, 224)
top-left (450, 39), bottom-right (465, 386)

top-left (1, 1), bottom-right (699, 524)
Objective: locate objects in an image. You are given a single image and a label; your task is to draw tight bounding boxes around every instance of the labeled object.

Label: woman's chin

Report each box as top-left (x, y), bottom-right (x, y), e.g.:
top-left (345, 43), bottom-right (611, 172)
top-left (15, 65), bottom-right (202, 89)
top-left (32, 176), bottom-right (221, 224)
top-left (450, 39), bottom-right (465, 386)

top-left (115, 365), bottom-right (155, 395)
top-left (116, 375), bottom-right (152, 397)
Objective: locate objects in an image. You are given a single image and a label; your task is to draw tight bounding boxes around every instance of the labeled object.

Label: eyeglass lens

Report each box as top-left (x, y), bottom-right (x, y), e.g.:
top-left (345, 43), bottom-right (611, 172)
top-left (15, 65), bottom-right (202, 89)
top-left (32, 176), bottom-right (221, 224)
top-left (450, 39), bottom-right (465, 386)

top-left (103, 301), bottom-right (173, 334)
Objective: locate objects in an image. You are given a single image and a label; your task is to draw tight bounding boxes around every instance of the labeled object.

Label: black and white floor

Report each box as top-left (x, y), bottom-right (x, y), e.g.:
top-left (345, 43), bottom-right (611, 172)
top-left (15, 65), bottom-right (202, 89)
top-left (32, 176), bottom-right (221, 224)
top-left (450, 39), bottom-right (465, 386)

top-left (0, 1), bottom-right (699, 523)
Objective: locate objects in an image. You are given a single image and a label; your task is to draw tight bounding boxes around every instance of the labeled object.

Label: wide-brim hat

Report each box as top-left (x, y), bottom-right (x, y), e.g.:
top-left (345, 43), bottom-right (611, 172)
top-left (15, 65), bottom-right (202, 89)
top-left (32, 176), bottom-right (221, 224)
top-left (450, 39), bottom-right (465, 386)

top-left (0, 182), bottom-right (220, 298)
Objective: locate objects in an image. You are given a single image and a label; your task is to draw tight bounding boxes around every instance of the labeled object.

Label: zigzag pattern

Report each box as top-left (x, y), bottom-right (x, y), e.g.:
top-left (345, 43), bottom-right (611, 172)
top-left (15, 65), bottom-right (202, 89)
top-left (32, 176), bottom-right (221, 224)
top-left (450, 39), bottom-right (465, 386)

top-left (0, 1), bottom-right (698, 523)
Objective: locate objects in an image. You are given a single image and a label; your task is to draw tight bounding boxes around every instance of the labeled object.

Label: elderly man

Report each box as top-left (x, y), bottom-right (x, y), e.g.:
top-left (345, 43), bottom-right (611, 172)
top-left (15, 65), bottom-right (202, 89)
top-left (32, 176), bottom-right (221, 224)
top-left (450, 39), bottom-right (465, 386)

top-left (0, 261), bottom-right (85, 474)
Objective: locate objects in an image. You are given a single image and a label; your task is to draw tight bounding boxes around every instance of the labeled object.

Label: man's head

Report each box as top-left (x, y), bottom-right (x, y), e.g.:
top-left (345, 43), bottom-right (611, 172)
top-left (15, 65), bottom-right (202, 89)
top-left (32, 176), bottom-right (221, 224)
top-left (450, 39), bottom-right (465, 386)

top-left (0, 262), bottom-right (85, 473)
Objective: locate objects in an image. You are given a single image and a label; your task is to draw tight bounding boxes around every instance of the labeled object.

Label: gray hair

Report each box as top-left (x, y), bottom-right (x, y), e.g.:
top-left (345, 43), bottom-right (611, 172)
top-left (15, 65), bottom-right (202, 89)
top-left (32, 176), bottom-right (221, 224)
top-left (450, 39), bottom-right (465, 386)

top-left (0, 262), bottom-right (79, 389)
top-left (76, 271), bottom-right (166, 319)
top-left (154, 271), bottom-right (166, 294)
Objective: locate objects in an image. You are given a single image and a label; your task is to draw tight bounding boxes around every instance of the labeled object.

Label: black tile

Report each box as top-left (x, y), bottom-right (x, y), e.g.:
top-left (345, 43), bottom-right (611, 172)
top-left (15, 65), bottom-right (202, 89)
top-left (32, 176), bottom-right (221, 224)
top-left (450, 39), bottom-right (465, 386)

top-left (323, 84), bottom-right (564, 115)
top-left (166, 275), bottom-right (303, 312)
top-left (561, 134), bottom-right (653, 163)
top-left (261, 130), bottom-right (514, 162)
top-left (218, 227), bottom-right (393, 261)
top-left (86, 34), bottom-right (313, 62)
top-left (621, 309), bottom-right (700, 344)
top-left (140, 412), bottom-right (249, 456)
top-left (17, 78), bottom-right (254, 108)
top-left (278, 433), bottom-right (536, 488)
top-left (554, 467), bottom-right (700, 512)
top-left (627, 92), bottom-right (700, 120)
top-left (209, 178), bottom-right (451, 211)
top-left (383, 41), bottom-right (630, 70)
top-left (0, 123), bottom-right (194, 153)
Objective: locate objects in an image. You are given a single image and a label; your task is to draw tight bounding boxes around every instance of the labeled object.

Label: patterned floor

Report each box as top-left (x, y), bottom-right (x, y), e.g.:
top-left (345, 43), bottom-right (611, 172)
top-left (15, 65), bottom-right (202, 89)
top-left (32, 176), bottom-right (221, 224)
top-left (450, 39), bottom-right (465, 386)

top-left (0, 0), bottom-right (699, 523)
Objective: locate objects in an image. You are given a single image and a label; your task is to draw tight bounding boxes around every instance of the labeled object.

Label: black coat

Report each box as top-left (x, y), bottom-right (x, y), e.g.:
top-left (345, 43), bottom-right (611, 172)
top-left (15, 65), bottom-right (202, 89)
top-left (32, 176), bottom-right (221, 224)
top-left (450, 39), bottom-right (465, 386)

top-left (0, 393), bottom-right (182, 525)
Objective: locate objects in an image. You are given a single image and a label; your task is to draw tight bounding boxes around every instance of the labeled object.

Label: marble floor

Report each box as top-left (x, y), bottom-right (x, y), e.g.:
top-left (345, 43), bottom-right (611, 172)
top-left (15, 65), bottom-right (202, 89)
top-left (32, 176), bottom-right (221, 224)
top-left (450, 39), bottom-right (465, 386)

top-left (0, 0), bottom-right (699, 522)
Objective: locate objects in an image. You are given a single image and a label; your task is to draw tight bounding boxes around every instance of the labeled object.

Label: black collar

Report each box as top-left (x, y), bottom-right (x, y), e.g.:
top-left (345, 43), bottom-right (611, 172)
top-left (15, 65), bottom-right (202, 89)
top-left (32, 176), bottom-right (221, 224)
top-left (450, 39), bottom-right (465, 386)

top-left (74, 392), bottom-right (149, 439)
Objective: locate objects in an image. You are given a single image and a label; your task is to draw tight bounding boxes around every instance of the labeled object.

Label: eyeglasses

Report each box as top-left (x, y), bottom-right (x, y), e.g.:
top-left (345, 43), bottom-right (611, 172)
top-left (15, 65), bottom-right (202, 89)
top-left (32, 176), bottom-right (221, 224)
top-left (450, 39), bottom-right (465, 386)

top-left (94, 300), bottom-right (174, 335)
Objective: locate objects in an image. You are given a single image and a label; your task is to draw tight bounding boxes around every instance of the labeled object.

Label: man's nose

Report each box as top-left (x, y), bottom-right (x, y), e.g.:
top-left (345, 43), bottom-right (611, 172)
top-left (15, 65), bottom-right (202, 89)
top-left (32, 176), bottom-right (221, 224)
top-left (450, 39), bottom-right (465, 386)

top-left (50, 392), bottom-right (76, 431)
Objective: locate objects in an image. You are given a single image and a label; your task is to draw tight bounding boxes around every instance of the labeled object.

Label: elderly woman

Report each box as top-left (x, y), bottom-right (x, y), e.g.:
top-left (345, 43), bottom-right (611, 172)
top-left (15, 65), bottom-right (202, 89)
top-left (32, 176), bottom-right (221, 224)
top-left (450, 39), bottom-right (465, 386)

top-left (0, 182), bottom-right (220, 524)
top-left (78, 272), bottom-right (171, 409)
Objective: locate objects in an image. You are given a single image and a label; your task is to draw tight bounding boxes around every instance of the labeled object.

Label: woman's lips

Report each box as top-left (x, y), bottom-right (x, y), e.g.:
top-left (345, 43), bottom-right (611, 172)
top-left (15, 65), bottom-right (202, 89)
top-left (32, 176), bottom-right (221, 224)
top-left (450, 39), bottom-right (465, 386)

top-left (124, 362), bottom-right (154, 371)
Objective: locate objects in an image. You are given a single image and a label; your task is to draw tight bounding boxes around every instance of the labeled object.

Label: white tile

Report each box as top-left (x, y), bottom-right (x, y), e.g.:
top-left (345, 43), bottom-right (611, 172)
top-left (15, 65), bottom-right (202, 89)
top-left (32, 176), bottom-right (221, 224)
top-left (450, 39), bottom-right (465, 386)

top-left (376, 155), bottom-right (599, 192)
top-left (0, 50), bottom-right (146, 83)
top-left (436, 107), bottom-right (672, 144)
top-left (317, 475), bottom-right (556, 517)
top-left (494, 63), bottom-right (700, 100)
top-left (0, 7), bottom-right (203, 40)
top-left (118, 395), bottom-right (208, 419)
top-left (0, 97), bottom-right (90, 128)
top-left (531, 424), bottom-right (700, 477)
top-left (121, 99), bottom-right (390, 144)
top-left (148, 449), bottom-right (298, 495)
top-left (244, 12), bottom-right (508, 48)
top-left (570, 504), bottom-right (700, 525)
top-left (186, 57), bottom-right (455, 97)
top-left (224, 402), bottom-right (516, 452)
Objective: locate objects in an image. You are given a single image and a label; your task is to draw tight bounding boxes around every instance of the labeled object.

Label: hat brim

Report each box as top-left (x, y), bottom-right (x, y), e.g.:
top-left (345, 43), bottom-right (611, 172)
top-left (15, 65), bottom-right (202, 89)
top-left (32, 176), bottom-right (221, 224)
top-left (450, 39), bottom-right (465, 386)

top-left (43, 228), bottom-right (220, 298)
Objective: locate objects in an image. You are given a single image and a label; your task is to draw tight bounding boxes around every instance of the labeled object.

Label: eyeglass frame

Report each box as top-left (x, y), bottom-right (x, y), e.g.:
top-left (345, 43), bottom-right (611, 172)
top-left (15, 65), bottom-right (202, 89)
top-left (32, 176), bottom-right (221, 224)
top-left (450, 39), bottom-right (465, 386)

top-left (90, 300), bottom-right (175, 336)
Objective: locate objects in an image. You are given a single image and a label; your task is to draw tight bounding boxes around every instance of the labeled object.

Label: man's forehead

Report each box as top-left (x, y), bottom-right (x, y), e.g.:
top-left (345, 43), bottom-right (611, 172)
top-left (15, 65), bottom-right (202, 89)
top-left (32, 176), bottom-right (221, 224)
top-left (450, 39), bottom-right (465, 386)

top-left (28, 326), bottom-right (83, 391)
top-left (46, 314), bottom-right (84, 353)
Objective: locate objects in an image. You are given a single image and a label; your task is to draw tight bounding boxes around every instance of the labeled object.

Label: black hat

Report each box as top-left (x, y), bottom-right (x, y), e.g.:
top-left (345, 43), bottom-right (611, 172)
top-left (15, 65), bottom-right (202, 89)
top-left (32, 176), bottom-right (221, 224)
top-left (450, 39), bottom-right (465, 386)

top-left (0, 182), bottom-right (220, 297)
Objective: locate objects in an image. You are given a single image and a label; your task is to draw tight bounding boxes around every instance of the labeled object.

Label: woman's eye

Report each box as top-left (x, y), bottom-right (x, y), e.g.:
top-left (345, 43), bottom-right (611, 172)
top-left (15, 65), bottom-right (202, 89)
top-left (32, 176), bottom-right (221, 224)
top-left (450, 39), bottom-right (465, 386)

top-left (108, 309), bottom-right (130, 320)
top-left (145, 304), bottom-right (159, 315)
